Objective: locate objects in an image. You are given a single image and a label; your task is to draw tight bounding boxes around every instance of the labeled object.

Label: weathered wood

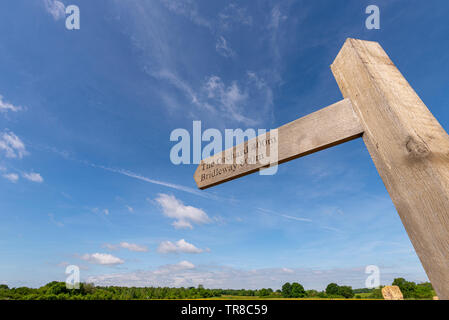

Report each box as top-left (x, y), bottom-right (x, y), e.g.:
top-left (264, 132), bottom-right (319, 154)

top-left (194, 98), bottom-right (363, 189)
top-left (331, 38), bottom-right (449, 300)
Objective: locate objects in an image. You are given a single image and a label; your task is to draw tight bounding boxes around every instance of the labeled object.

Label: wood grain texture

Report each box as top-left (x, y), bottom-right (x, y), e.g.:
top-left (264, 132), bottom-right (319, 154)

top-left (332, 38), bottom-right (449, 299)
top-left (194, 98), bottom-right (363, 189)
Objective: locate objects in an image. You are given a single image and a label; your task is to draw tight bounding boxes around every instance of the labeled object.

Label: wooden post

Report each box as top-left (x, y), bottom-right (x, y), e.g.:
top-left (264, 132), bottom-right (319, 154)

top-left (331, 39), bottom-right (449, 299)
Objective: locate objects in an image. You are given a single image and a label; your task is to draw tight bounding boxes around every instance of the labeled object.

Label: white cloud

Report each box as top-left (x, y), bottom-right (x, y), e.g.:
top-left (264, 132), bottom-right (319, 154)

top-left (153, 260), bottom-right (196, 275)
top-left (91, 207), bottom-right (111, 216)
top-left (23, 172), bottom-right (44, 183)
top-left (281, 268), bottom-right (294, 274)
top-left (120, 242), bottom-right (148, 252)
top-left (215, 36), bottom-right (235, 58)
top-left (0, 95), bottom-right (22, 113)
top-left (112, 1), bottom-right (272, 126)
top-left (0, 131), bottom-right (27, 159)
top-left (96, 165), bottom-right (209, 198)
top-left (126, 205), bottom-right (134, 213)
top-left (80, 253), bottom-right (124, 265)
top-left (157, 239), bottom-right (206, 254)
top-left (219, 4), bottom-right (253, 29)
top-left (43, 0), bottom-right (66, 20)
top-left (160, 0), bottom-right (211, 29)
top-left (2, 173), bottom-right (19, 183)
top-left (87, 264), bottom-right (424, 290)
top-left (176, 260), bottom-right (195, 269)
top-left (280, 214), bottom-right (312, 223)
top-left (105, 242), bottom-right (148, 252)
top-left (154, 71), bottom-right (260, 125)
top-left (268, 5), bottom-right (287, 30)
top-left (155, 194), bottom-right (211, 229)
top-left (155, 70), bottom-right (213, 112)
top-left (203, 76), bottom-right (256, 125)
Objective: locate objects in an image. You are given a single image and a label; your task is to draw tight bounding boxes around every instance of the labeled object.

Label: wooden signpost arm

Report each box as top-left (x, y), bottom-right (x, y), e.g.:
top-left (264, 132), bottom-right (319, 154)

top-left (331, 38), bottom-right (449, 299)
top-left (194, 99), bottom-right (363, 189)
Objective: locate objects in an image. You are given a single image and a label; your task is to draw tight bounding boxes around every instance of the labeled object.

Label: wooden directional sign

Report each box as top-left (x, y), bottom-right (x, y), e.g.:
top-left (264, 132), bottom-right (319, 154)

top-left (193, 39), bottom-right (449, 300)
top-left (194, 98), bottom-right (363, 189)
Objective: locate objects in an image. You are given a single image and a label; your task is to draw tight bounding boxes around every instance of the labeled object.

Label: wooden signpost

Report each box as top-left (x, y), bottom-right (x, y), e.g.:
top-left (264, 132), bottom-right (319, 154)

top-left (193, 39), bottom-right (449, 299)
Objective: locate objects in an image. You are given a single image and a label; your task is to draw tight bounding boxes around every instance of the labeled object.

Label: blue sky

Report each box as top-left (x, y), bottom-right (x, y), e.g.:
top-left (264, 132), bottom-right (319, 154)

top-left (1, 0), bottom-right (449, 290)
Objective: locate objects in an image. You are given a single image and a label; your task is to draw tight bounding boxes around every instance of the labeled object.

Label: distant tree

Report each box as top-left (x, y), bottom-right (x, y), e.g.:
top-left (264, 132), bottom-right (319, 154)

top-left (353, 288), bottom-right (374, 294)
top-left (281, 282), bottom-right (292, 298)
top-left (414, 284), bottom-right (433, 299)
top-left (369, 287), bottom-right (384, 299)
top-left (306, 289), bottom-right (318, 298)
top-left (80, 283), bottom-right (95, 295)
top-left (290, 283), bottom-right (306, 298)
top-left (0, 284), bottom-right (8, 290)
top-left (338, 286), bottom-right (354, 298)
top-left (14, 287), bottom-right (34, 296)
top-left (46, 282), bottom-right (69, 295)
top-left (258, 288), bottom-right (271, 297)
top-left (392, 278), bottom-right (417, 299)
top-left (326, 283), bottom-right (340, 296)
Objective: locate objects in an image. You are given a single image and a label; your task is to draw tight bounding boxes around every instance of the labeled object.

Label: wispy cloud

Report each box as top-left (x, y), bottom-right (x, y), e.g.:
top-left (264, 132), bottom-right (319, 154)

top-left (154, 260), bottom-right (196, 274)
top-left (155, 70), bottom-right (214, 112)
top-left (86, 263), bottom-right (425, 290)
top-left (80, 253), bottom-right (124, 266)
top-left (32, 144), bottom-right (215, 199)
top-left (112, 1), bottom-right (272, 126)
top-left (160, 0), bottom-right (211, 29)
top-left (155, 193), bottom-right (211, 229)
top-left (268, 5), bottom-right (287, 30)
top-left (91, 207), bottom-right (110, 216)
top-left (23, 172), bottom-right (44, 183)
top-left (155, 70), bottom-right (261, 124)
top-left (2, 173), bottom-right (19, 183)
top-left (203, 75), bottom-right (256, 125)
top-left (218, 3), bottom-right (253, 29)
top-left (0, 131), bottom-right (28, 159)
top-left (0, 95), bottom-right (22, 113)
top-left (215, 36), bottom-right (235, 58)
top-left (96, 165), bottom-right (207, 198)
top-left (104, 242), bottom-right (148, 252)
top-left (157, 239), bottom-right (207, 254)
top-left (258, 208), bottom-right (312, 223)
top-left (280, 214), bottom-right (313, 223)
top-left (43, 0), bottom-right (66, 20)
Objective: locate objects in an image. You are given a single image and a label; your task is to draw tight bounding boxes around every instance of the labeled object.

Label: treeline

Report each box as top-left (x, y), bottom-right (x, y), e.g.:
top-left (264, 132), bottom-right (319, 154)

top-left (367, 278), bottom-right (435, 300)
top-left (0, 283), bottom-right (283, 300)
top-left (0, 278), bottom-right (435, 300)
top-left (0, 282), bottom-right (222, 300)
